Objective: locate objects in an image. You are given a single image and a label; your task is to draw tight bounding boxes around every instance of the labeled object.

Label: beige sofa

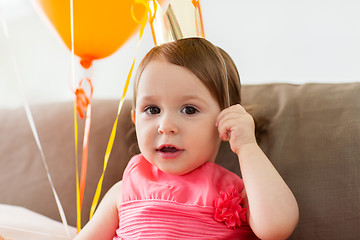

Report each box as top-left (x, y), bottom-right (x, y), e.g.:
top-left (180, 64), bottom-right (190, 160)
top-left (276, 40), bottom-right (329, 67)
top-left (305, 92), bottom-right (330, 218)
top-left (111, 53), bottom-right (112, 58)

top-left (1, 83), bottom-right (359, 239)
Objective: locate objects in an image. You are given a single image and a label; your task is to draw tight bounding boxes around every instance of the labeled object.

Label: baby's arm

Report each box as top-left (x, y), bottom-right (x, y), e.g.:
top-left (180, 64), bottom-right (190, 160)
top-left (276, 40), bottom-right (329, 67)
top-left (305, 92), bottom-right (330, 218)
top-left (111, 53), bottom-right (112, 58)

top-left (74, 181), bottom-right (122, 240)
top-left (217, 105), bottom-right (299, 240)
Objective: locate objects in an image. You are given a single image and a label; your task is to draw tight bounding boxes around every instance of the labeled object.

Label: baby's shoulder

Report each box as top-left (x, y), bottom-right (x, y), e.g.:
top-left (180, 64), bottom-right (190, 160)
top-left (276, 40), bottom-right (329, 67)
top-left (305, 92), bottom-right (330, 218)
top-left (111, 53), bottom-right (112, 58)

top-left (123, 154), bottom-right (149, 176)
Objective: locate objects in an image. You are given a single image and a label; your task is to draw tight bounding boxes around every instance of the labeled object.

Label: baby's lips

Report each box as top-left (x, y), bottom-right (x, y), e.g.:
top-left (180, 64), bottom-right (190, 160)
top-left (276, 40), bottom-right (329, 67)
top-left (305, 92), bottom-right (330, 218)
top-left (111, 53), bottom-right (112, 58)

top-left (156, 144), bottom-right (182, 152)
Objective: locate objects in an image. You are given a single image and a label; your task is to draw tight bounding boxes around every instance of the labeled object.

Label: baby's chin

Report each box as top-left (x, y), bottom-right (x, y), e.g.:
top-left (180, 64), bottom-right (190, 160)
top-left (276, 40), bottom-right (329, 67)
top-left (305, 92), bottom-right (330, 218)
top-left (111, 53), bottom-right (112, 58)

top-left (156, 163), bottom-right (204, 176)
top-left (142, 152), bottom-right (213, 175)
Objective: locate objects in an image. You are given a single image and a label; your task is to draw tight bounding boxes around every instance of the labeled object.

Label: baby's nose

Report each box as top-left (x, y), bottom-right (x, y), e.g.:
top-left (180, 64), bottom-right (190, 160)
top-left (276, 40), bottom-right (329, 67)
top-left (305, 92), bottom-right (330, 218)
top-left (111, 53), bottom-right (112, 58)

top-left (158, 115), bottom-right (178, 134)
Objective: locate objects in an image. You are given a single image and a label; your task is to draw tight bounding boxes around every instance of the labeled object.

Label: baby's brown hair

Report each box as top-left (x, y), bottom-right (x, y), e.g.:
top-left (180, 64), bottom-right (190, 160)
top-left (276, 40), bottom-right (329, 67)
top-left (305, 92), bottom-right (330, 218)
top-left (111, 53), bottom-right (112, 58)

top-left (132, 37), bottom-right (267, 143)
top-left (133, 37), bottom-right (240, 111)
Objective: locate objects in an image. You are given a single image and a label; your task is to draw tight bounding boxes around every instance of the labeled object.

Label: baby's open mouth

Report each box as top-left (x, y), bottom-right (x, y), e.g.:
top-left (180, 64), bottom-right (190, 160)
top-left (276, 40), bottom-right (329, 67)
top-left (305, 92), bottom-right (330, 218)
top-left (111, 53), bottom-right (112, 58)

top-left (157, 145), bottom-right (180, 153)
top-left (156, 145), bottom-right (183, 159)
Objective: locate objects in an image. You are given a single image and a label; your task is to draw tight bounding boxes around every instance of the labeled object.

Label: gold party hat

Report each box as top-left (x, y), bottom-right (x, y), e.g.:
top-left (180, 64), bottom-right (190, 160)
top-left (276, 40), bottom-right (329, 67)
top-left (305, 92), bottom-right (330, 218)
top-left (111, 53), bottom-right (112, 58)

top-left (149, 0), bottom-right (205, 45)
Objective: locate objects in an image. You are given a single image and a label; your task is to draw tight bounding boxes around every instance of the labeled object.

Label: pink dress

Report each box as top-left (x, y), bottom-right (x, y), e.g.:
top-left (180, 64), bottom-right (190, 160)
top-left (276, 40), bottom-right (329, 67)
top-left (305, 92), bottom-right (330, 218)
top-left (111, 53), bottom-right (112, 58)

top-left (113, 154), bottom-right (258, 240)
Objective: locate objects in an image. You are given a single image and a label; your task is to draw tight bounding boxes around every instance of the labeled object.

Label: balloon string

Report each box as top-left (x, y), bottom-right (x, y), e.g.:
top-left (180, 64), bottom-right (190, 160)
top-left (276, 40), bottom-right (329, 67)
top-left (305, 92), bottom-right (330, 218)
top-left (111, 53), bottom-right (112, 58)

top-left (77, 78), bottom-right (93, 205)
top-left (79, 103), bottom-right (91, 205)
top-left (73, 77), bottom-right (94, 232)
top-left (69, 0), bottom-right (76, 91)
top-left (192, 0), bottom-right (205, 38)
top-left (147, 0), bottom-right (159, 45)
top-left (68, 0), bottom-right (83, 231)
top-left (89, 0), bottom-right (154, 219)
top-left (0, 8), bottom-right (71, 238)
top-left (68, 0), bottom-right (93, 232)
top-left (73, 101), bottom-right (81, 232)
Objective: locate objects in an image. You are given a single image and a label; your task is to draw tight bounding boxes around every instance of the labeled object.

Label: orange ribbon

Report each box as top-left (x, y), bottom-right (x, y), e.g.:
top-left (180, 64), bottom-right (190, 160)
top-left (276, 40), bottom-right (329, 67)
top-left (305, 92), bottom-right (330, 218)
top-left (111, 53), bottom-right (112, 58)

top-left (192, 0), bottom-right (205, 38)
top-left (74, 78), bottom-right (93, 119)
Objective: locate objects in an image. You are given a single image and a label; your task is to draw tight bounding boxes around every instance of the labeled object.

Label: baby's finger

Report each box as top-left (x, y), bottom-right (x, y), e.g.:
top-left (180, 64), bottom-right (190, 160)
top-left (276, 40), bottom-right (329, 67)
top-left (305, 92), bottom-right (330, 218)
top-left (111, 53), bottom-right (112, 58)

top-left (217, 116), bottom-right (239, 141)
top-left (216, 104), bottom-right (246, 125)
top-left (217, 122), bottom-right (230, 141)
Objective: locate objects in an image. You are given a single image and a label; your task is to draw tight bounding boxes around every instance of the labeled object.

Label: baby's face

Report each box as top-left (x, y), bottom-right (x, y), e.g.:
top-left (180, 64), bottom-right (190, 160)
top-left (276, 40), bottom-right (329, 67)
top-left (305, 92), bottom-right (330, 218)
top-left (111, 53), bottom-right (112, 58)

top-left (133, 60), bottom-right (222, 175)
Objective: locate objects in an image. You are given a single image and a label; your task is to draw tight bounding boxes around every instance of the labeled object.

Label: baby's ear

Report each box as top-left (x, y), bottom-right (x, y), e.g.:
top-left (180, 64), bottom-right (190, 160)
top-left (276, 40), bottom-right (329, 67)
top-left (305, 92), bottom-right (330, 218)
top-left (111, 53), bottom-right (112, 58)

top-left (131, 109), bottom-right (136, 124)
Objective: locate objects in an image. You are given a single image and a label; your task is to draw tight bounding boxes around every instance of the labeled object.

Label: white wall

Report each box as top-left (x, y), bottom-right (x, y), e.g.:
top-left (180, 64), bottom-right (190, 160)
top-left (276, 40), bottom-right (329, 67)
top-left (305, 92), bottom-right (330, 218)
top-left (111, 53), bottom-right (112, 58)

top-left (1, 0), bottom-right (359, 108)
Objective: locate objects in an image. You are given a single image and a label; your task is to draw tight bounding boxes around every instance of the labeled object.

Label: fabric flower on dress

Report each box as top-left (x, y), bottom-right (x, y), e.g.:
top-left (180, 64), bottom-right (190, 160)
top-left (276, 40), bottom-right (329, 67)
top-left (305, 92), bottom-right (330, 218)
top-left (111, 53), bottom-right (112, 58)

top-left (214, 186), bottom-right (247, 228)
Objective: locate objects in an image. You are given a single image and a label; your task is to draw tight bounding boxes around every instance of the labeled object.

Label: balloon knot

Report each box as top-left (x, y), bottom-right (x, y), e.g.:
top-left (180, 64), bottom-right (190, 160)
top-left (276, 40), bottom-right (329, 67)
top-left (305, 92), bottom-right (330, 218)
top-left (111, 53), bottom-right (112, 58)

top-left (80, 58), bottom-right (93, 69)
top-left (75, 78), bottom-right (93, 119)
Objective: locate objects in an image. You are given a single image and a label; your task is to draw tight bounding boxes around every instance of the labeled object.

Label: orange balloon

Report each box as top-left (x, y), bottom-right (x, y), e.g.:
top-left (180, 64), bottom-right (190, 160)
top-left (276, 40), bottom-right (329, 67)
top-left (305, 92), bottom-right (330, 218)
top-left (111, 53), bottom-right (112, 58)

top-left (35, 0), bottom-right (164, 68)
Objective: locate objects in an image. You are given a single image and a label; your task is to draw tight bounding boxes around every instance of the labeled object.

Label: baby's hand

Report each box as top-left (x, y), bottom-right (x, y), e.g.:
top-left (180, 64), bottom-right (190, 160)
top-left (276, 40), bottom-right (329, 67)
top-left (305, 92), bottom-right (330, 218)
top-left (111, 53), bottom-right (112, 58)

top-left (216, 104), bottom-right (256, 155)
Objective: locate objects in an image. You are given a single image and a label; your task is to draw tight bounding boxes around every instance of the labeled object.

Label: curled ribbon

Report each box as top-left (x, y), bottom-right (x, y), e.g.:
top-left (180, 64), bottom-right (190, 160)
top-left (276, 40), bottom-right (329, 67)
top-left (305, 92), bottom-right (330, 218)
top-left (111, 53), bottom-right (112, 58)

top-left (74, 78), bottom-right (93, 119)
top-left (89, 0), bottom-right (157, 220)
top-left (131, 0), bottom-right (157, 24)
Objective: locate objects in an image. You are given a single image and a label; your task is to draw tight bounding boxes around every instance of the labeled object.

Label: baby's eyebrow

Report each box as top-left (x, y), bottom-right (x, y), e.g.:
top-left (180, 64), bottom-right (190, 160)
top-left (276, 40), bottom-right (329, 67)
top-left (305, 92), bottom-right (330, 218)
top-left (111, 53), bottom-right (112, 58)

top-left (136, 95), bottom-right (157, 103)
top-left (180, 95), bottom-right (208, 104)
top-left (136, 94), bottom-right (209, 107)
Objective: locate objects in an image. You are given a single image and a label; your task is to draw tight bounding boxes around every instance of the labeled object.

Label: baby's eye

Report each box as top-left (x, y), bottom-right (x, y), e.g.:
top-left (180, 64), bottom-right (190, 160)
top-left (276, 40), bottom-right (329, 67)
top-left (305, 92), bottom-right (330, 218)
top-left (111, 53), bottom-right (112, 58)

top-left (181, 106), bottom-right (199, 115)
top-left (144, 106), bottom-right (160, 115)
